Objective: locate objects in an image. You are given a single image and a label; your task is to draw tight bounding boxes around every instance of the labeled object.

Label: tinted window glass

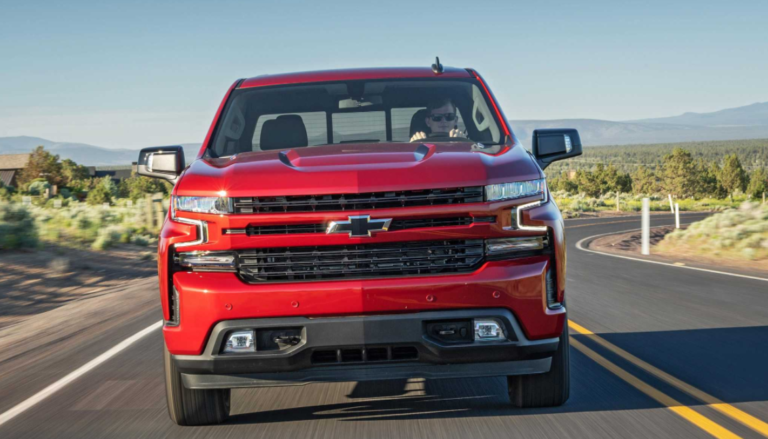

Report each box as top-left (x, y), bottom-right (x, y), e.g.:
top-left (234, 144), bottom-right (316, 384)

top-left (209, 79), bottom-right (503, 157)
top-left (252, 112), bottom-right (327, 150)
top-left (332, 112), bottom-right (386, 143)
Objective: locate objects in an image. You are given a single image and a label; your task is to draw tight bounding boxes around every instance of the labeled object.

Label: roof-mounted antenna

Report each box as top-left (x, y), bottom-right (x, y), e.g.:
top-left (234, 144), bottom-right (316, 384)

top-left (431, 57), bottom-right (443, 74)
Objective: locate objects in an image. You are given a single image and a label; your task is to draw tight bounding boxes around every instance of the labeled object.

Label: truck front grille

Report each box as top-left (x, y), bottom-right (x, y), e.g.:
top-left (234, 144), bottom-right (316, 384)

top-left (233, 216), bottom-right (494, 236)
top-left (232, 187), bottom-right (483, 214)
top-left (237, 240), bottom-right (484, 283)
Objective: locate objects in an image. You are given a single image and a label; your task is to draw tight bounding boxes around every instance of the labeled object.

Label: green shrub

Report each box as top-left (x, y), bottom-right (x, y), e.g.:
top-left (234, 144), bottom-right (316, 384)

top-left (0, 186), bottom-right (13, 201)
top-left (27, 179), bottom-right (51, 196)
top-left (86, 184), bottom-right (113, 205)
top-left (91, 225), bottom-right (127, 250)
top-left (44, 196), bottom-right (71, 208)
top-left (658, 202), bottom-right (768, 261)
top-left (0, 202), bottom-right (38, 249)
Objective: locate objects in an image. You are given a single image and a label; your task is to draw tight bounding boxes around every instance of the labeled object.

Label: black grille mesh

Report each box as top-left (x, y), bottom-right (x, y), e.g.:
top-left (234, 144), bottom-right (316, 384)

top-left (233, 187), bottom-right (483, 214)
top-left (241, 216), bottom-right (494, 236)
top-left (237, 240), bottom-right (484, 282)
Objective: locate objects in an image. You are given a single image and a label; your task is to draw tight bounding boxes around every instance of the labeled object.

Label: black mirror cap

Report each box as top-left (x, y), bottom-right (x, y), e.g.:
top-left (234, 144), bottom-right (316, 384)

top-left (137, 146), bottom-right (185, 183)
top-left (531, 129), bottom-right (583, 170)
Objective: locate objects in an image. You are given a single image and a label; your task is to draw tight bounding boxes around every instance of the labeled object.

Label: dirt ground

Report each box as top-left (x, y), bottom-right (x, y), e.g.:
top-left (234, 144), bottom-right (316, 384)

top-left (0, 243), bottom-right (157, 330)
top-left (590, 225), bottom-right (768, 274)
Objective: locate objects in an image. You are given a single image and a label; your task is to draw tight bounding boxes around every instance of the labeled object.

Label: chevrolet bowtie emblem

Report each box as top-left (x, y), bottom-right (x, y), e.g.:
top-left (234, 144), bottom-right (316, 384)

top-left (326, 215), bottom-right (392, 237)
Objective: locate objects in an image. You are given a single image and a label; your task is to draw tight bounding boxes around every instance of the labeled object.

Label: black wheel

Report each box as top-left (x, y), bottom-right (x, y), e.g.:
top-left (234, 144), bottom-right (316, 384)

top-left (507, 318), bottom-right (570, 408)
top-left (164, 343), bottom-right (230, 426)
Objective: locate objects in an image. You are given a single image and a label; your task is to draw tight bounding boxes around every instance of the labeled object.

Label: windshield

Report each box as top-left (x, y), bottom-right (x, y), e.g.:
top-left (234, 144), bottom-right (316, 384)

top-left (209, 79), bottom-right (504, 157)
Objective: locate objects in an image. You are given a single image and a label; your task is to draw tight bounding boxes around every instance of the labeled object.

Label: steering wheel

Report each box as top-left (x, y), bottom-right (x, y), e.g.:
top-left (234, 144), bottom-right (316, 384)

top-left (411, 131), bottom-right (473, 143)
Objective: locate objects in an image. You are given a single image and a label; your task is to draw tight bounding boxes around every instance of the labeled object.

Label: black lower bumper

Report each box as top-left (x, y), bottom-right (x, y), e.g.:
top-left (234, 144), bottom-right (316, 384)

top-left (174, 308), bottom-right (559, 389)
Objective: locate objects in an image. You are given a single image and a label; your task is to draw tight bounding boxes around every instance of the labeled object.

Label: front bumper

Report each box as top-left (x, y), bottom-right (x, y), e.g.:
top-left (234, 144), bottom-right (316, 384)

top-left (166, 255), bottom-right (565, 355)
top-left (175, 308), bottom-right (558, 389)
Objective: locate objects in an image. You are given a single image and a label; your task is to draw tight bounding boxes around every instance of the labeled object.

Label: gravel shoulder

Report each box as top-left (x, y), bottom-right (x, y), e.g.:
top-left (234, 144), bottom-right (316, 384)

top-left (589, 225), bottom-right (768, 276)
top-left (0, 244), bottom-right (157, 329)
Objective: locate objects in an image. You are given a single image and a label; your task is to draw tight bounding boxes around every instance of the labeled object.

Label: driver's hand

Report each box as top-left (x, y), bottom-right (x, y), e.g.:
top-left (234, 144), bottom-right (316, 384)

top-left (410, 131), bottom-right (427, 142)
top-left (449, 128), bottom-right (466, 138)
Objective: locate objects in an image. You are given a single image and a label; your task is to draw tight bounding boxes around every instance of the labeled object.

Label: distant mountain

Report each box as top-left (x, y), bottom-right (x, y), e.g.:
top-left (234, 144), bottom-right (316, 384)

top-left (2, 102), bottom-right (766, 161)
top-left (0, 136), bottom-right (200, 166)
top-left (630, 102), bottom-right (768, 127)
top-left (510, 102), bottom-right (768, 146)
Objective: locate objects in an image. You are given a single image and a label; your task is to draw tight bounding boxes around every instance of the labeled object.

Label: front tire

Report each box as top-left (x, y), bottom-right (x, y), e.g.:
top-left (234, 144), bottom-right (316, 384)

top-left (507, 318), bottom-right (570, 408)
top-left (164, 343), bottom-right (230, 426)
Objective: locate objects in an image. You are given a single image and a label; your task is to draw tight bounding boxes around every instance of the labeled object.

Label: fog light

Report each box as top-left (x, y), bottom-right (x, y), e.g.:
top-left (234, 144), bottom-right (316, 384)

top-left (486, 237), bottom-right (545, 256)
top-left (474, 319), bottom-right (506, 341)
top-left (224, 330), bottom-right (255, 353)
top-left (177, 251), bottom-right (236, 271)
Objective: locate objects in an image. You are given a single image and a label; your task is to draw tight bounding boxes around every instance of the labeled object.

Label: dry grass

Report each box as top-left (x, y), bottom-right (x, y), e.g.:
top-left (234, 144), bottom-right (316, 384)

top-left (656, 202), bottom-right (768, 261)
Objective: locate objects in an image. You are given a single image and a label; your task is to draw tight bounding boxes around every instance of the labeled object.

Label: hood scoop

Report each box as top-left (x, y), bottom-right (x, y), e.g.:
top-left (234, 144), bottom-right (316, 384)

top-left (413, 143), bottom-right (436, 162)
top-left (275, 143), bottom-right (444, 169)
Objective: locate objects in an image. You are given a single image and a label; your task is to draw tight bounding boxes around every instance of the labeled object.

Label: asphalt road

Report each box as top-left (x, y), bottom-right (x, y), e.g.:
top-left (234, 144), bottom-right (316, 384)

top-left (3, 212), bottom-right (768, 439)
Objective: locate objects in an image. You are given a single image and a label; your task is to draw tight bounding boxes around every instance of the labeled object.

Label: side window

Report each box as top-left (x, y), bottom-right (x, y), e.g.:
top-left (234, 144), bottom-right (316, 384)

top-left (470, 85), bottom-right (500, 142)
top-left (213, 98), bottom-right (247, 156)
top-left (252, 112), bottom-right (327, 151)
top-left (331, 111), bottom-right (386, 143)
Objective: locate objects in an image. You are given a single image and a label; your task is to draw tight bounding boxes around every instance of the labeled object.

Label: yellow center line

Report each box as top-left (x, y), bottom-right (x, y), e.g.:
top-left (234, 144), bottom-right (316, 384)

top-left (570, 320), bottom-right (768, 438)
top-left (570, 337), bottom-right (742, 439)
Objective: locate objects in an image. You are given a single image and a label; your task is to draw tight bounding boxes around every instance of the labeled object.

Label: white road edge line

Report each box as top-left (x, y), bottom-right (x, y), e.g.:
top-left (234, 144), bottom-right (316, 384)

top-left (575, 225), bottom-right (768, 283)
top-left (564, 212), bottom-right (705, 222)
top-left (0, 320), bottom-right (163, 428)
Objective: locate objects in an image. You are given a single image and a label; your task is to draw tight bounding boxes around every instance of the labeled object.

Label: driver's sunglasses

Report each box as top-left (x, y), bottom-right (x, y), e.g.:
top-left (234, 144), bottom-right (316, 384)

top-left (429, 113), bottom-right (457, 122)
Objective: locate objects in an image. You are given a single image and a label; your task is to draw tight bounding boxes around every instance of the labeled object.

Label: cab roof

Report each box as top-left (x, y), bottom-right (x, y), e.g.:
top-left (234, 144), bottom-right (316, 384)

top-left (239, 66), bottom-right (473, 89)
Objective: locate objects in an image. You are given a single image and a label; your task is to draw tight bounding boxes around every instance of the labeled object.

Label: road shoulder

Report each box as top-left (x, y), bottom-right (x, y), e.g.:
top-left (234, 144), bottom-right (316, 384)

top-left (583, 225), bottom-right (768, 279)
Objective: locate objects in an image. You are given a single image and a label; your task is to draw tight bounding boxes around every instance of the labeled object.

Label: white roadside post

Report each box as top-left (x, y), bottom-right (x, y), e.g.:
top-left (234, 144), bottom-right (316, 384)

top-left (668, 194), bottom-right (674, 213)
top-left (675, 203), bottom-right (680, 229)
top-left (642, 198), bottom-right (650, 255)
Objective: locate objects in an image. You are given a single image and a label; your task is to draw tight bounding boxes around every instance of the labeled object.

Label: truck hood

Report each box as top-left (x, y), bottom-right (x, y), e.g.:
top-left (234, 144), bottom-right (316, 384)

top-left (176, 142), bottom-right (542, 197)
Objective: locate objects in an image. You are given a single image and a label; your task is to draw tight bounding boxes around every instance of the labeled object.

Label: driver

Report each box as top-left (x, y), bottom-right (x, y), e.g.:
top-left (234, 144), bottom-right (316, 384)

top-left (410, 98), bottom-right (466, 141)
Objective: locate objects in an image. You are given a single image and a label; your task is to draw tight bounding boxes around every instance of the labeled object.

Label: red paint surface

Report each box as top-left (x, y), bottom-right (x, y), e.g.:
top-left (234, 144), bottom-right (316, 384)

top-left (239, 67), bottom-right (471, 89)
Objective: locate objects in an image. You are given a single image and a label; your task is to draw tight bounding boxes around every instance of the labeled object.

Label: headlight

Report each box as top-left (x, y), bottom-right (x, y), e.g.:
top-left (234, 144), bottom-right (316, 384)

top-left (485, 179), bottom-right (547, 202)
top-left (173, 196), bottom-right (231, 214)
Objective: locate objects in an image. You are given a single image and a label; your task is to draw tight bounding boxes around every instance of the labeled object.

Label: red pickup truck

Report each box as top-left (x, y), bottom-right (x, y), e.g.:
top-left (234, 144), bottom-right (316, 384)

top-left (138, 62), bottom-right (582, 425)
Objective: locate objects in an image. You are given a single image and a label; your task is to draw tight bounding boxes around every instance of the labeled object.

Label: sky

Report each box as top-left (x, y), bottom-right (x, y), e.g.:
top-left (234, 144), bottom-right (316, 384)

top-left (0, 0), bottom-right (766, 148)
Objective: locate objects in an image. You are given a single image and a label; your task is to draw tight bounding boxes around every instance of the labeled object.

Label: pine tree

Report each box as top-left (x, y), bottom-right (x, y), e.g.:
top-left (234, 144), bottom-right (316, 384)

top-left (720, 154), bottom-right (748, 202)
top-left (694, 159), bottom-right (726, 199)
top-left (576, 168), bottom-right (602, 197)
top-left (661, 148), bottom-right (698, 198)
top-left (746, 168), bottom-right (767, 199)
top-left (632, 165), bottom-right (658, 195)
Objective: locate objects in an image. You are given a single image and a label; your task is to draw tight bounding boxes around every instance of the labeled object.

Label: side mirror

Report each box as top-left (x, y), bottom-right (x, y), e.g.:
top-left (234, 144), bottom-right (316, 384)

top-left (137, 146), bottom-right (185, 183)
top-left (531, 129), bottom-right (582, 170)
